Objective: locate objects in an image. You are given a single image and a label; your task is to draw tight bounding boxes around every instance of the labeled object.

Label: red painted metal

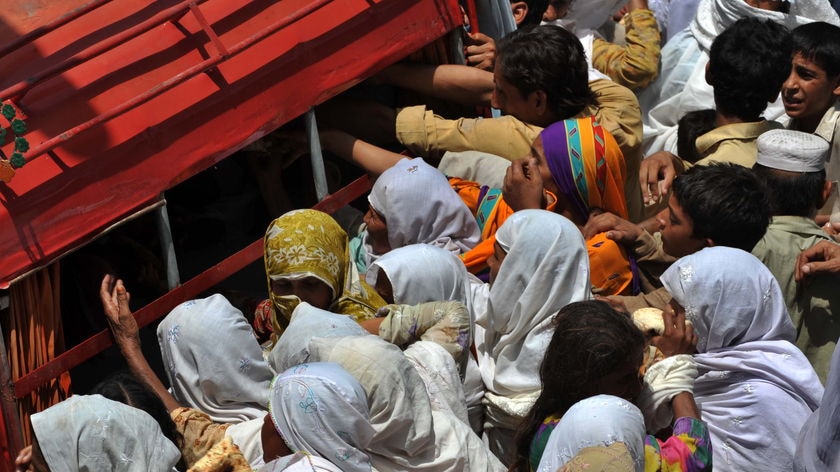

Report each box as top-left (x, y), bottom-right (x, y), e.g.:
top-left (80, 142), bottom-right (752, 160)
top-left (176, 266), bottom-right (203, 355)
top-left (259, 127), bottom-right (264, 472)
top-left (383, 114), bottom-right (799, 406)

top-left (0, 0), bottom-right (213, 101)
top-left (0, 0), bottom-right (113, 58)
top-left (17, 0), bottom-right (336, 166)
top-left (0, 0), bottom-right (462, 289)
top-left (13, 175), bottom-right (371, 398)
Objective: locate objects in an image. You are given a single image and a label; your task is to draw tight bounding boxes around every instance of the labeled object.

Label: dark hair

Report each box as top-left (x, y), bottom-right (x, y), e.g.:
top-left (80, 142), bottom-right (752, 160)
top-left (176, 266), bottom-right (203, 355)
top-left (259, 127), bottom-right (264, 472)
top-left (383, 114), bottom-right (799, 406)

top-left (518, 0), bottom-right (552, 28)
top-left (672, 163), bottom-right (770, 251)
top-left (752, 164), bottom-right (826, 216)
top-left (91, 371), bottom-right (185, 469)
top-left (792, 22), bottom-right (840, 78)
top-left (677, 109), bottom-right (717, 164)
top-left (510, 301), bottom-right (644, 472)
top-left (708, 18), bottom-right (792, 121)
top-left (497, 25), bottom-right (596, 119)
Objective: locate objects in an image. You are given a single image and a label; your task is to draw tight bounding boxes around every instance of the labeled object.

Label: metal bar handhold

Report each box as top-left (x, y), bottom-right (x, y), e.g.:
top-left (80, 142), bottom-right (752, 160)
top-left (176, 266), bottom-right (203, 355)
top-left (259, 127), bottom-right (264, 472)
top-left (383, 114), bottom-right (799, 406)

top-left (305, 109), bottom-right (329, 201)
top-left (188, 2), bottom-right (229, 57)
top-left (156, 197), bottom-right (180, 291)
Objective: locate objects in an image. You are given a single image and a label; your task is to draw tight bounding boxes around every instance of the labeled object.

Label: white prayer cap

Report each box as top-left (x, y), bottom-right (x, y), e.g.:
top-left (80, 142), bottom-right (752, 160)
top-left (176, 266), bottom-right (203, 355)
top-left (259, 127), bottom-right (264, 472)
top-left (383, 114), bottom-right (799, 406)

top-left (756, 129), bottom-right (829, 173)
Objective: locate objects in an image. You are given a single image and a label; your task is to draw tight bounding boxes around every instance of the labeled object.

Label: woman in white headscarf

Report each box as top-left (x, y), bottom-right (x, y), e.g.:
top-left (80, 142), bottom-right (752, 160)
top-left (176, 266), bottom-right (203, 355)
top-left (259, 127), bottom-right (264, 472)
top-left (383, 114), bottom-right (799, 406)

top-left (366, 244), bottom-right (486, 432)
top-left (101, 277), bottom-right (379, 472)
top-left (28, 395), bottom-right (181, 472)
top-left (366, 244), bottom-right (475, 309)
top-left (660, 246), bottom-right (824, 471)
top-left (157, 294), bottom-right (274, 423)
top-left (263, 362), bottom-right (374, 472)
top-left (536, 395), bottom-right (647, 472)
top-left (478, 209), bottom-right (591, 462)
top-left (351, 158), bottom-right (480, 273)
top-left (268, 302), bottom-right (506, 472)
top-left (640, 0), bottom-right (840, 155)
top-left (795, 336), bottom-right (840, 472)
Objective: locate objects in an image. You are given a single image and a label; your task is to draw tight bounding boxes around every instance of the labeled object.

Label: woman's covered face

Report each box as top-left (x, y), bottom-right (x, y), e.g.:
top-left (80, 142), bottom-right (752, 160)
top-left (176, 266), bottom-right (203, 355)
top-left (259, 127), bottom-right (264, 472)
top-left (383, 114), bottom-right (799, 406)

top-left (487, 241), bottom-right (508, 285)
top-left (364, 206), bottom-right (391, 255)
top-left (271, 277), bottom-right (333, 310)
top-left (527, 135), bottom-right (585, 225)
top-left (373, 272), bottom-right (395, 304)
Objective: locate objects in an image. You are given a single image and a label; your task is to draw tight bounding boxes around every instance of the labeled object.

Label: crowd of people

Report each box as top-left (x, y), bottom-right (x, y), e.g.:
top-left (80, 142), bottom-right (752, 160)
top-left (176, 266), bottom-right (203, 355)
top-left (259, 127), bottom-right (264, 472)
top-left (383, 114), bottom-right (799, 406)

top-left (13, 0), bottom-right (840, 470)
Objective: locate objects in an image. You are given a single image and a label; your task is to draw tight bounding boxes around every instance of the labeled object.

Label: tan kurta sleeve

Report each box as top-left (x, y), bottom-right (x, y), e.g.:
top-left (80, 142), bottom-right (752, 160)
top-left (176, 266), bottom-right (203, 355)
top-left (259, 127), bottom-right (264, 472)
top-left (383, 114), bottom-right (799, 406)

top-left (171, 407), bottom-right (231, 468)
top-left (592, 9), bottom-right (661, 91)
top-left (395, 105), bottom-right (540, 162)
top-left (187, 437), bottom-right (253, 472)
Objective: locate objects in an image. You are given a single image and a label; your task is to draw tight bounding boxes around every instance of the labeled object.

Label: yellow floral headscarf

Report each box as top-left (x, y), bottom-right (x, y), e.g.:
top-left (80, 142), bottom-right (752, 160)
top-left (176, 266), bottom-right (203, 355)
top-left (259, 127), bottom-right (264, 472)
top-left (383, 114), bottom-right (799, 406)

top-left (264, 209), bottom-right (385, 334)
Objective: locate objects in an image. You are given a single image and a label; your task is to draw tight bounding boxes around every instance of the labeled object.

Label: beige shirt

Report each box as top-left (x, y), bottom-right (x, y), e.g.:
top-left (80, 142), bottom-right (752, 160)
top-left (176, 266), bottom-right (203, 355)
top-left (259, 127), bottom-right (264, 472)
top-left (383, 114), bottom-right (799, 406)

top-left (686, 120), bottom-right (783, 168)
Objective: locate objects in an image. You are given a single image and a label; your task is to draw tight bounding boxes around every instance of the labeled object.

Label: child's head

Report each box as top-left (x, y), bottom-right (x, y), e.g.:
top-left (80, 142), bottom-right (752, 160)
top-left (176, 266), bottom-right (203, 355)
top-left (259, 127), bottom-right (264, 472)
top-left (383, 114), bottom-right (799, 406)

top-left (707, 18), bottom-right (792, 121)
top-left (512, 300), bottom-right (644, 471)
top-left (509, 0), bottom-right (553, 27)
top-left (752, 129), bottom-right (831, 218)
top-left (657, 163), bottom-right (770, 258)
top-left (783, 22), bottom-right (840, 127)
top-left (677, 109), bottom-right (717, 164)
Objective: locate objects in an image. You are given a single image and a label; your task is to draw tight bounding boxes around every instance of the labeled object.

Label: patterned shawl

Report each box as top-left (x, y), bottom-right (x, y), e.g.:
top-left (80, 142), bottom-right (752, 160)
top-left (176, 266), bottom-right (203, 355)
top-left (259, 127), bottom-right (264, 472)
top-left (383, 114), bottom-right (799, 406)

top-left (264, 209), bottom-right (385, 330)
top-left (269, 362), bottom-right (374, 472)
top-left (541, 116), bottom-right (628, 222)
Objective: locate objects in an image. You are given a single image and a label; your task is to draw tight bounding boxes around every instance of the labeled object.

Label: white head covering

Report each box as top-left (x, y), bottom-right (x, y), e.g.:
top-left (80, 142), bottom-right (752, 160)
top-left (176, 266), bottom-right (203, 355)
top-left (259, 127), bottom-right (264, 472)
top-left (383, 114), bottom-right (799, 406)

top-left (479, 210), bottom-right (590, 423)
top-left (269, 362), bottom-right (374, 472)
top-left (757, 129), bottom-right (830, 172)
top-left (661, 247), bottom-right (824, 470)
top-left (795, 337), bottom-right (840, 472)
top-left (267, 302), bottom-right (369, 372)
top-left (263, 453), bottom-right (344, 471)
top-left (367, 244), bottom-right (473, 309)
top-left (157, 294), bottom-right (274, 423)
top-left (31, 395), bottom-right (181, 472)
top-left (690, 0), bottom-right (840, 52)
top-left (536, 395), bottom-right (646, 472)
top-left (364, 158), bottom-right (480, 265)
top-left (269, 305), bottom-right (503, 471)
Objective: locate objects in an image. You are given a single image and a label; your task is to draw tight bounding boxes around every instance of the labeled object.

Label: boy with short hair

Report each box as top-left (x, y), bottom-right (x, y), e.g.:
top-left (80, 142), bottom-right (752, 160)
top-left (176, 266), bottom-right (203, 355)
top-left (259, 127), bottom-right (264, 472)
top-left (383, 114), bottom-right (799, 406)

top-left (639, 18), bottom-right (792, 204)
top-left (783, 22), bottom-right (840, 217)
top-left (583, 163), bottom-right (770, 311)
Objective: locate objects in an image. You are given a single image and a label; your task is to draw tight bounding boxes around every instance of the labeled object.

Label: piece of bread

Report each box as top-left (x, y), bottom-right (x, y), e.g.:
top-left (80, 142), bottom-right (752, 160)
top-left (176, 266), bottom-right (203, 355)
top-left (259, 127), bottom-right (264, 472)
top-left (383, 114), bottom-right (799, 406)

top-left (633, 307), bottom-right (666, 336)
top-left (632, 307), bottom-right (692, 336)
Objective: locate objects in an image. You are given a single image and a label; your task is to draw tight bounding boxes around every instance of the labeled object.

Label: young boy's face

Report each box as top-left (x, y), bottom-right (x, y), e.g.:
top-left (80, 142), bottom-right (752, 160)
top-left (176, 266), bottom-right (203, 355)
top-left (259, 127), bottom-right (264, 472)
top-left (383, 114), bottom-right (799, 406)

top-left (656, 194), bottom-right (709, 258)
top-left (782, 53), bottom-right (840, 123)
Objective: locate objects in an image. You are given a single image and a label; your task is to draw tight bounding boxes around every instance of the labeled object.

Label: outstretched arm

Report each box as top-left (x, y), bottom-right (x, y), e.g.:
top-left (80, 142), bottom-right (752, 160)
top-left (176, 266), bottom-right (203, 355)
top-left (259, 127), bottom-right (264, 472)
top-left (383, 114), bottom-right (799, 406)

top-left (100, 275), bottom-right (181, 413)
top-left (320, 129), bottom-right (406, 178)
top-left (376, 63), bottom-right (494, 106)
